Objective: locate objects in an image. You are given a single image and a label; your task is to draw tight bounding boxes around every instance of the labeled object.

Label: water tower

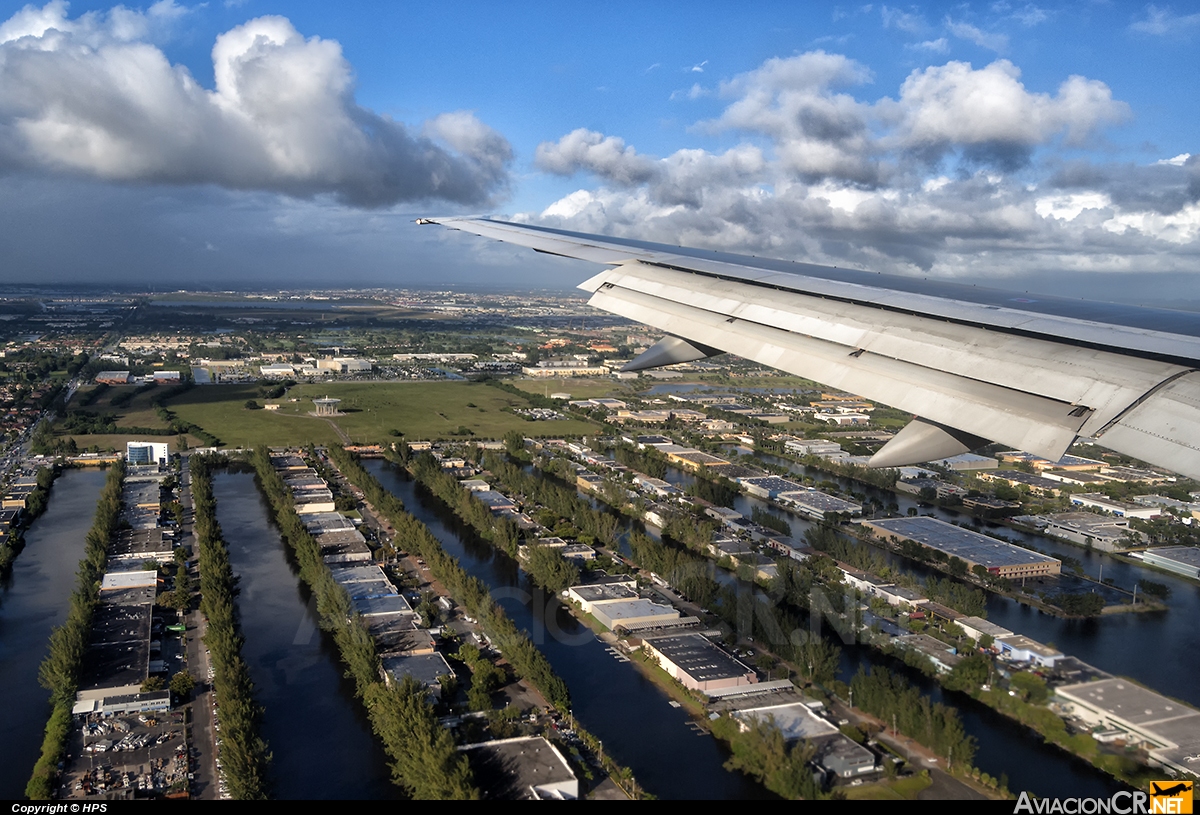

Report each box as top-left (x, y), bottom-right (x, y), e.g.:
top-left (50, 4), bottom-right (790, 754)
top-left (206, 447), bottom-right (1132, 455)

top-left (313, 396), bottom-right (341, 416)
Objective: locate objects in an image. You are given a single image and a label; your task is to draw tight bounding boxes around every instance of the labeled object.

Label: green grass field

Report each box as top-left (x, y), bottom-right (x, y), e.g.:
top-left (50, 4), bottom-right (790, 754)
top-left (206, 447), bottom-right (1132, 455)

top-left (510, 378), bottom-right (636, 400)
top-left (842, 773), bottom-right (932, 800)
top-left (148, 381), bottom-right (599, 447)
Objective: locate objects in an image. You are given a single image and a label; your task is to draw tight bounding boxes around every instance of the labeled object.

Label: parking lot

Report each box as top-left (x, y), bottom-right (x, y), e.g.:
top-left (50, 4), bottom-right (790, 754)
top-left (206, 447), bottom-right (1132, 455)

top-left (63, 710), bottom-right (191, 798)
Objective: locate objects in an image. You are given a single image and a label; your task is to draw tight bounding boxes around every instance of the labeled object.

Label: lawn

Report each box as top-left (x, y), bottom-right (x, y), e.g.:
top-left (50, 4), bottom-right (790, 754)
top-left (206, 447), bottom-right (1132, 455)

top-left (510, 378), bottom-right (636, 400)
top-left (843, 773), bottom-right (932, 800)
top-left (158, 381), bottom-right (597, 448)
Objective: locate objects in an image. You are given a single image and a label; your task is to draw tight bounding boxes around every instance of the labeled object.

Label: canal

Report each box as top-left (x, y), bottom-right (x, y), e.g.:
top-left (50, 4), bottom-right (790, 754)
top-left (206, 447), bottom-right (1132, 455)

top-left (0, 468), bottom-right (105, 799)
top-left (364, 459), bottom-right (775, 801)
top-left (213, 472), bottom-right (399, 799)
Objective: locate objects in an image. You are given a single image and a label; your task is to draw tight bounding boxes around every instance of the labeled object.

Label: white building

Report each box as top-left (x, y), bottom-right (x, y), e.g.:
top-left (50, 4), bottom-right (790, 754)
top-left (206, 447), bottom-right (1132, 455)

top-left (126, 441), bottom-right (169, 466)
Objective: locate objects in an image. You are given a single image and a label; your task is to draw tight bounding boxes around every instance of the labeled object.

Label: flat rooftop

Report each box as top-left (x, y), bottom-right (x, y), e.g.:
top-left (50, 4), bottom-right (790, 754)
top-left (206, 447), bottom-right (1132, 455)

top-left (867, 516), bottom-right (1060, 570)
top-left (781, 490), bottom-right (861, 513)
top-left (741, 476), bottom-right (805, 492)
top-left (570, 584), bottom-right (638, 604)
top-left (330, 564), bottom-right (390, 584)
top-left (382, 652), bottom-right (453, 689)
top-left (461, 736), bottom-right (578, 800)
top-left (1057, 678), bottom-right (1200, 759)
top-left (596, 598), bottom-right (678, 621)
top-left (643, 633), bottom-right (753, 683)
top-left (732, 702), bottom-right (838, 741)
top-left (707, 464), bottom-right (769, 480)
top-left (1143, 546), bottom-right (1200, 569)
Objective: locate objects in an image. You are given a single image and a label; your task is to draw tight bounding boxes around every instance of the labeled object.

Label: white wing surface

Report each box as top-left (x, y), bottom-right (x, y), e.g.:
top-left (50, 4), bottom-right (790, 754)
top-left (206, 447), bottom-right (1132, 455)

top-left (423, 217), bottom-right (1200, 480)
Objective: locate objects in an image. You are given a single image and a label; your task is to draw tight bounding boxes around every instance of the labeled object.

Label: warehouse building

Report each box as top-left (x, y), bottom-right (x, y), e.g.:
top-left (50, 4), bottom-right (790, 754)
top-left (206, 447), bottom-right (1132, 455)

top-left (779, 489), bottom-right (862, 520)
top-left (1070, 493), bottom-right (1160, 519)
top-left (641, 633), bottom-right (757, 693)
top-left (976, 469), bottom-right (1064, 495)
top-left (1036, 512), bottom-right (1137, 552)
top-left (590, 598), bottom-right (682, 632)
top-left (1055, 678), bottom-right (1200, 777)
top-left (863, 517), bottom-right (1061, 579)
top-left (460, 736), bottom-right (579, 800)
top-left (1141, 546), bottom-right (1200, 579)
top-left (739, 476), bottom-right (805, 499)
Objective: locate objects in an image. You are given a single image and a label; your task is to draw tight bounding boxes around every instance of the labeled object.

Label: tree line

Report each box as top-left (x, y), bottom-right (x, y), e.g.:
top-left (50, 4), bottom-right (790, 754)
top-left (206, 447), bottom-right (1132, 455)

top-left (0, 465), bottom-right (57, 571)
top-left (252, 447), bottom-right (477, 799)
top-left (190, 455), bottom-right (271, 799)
top-left (26, 462), bottom-right (124, 799)
top-left (348, 446), bottom-right (571, 712)
top-left (849, 666), bottom-right (977, 770)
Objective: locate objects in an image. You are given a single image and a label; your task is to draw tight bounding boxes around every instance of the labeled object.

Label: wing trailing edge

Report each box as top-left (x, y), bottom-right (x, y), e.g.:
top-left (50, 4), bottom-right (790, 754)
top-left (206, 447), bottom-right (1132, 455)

top-left (422, 217), bottom-right (1200, 479)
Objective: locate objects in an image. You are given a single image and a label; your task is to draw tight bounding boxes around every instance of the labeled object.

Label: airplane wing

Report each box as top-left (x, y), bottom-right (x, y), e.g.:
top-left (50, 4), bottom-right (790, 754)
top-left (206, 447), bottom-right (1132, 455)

top-left (421, 216), bottom-right (1200, 480)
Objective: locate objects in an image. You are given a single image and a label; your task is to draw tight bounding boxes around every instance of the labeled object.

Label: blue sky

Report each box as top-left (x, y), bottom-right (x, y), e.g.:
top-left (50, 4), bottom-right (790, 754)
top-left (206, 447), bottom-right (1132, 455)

top-left (0, 1), bottom-right (1196, 295)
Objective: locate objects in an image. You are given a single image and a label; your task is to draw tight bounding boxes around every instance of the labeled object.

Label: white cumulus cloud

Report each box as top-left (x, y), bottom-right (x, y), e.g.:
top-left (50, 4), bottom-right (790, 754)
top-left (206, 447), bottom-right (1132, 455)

top-left (526, 50), bottom-right (1196, 281)
top-left (883, 60), bottom-right (1130, 166)
top-left (0, 4), bottom-right (512, 206)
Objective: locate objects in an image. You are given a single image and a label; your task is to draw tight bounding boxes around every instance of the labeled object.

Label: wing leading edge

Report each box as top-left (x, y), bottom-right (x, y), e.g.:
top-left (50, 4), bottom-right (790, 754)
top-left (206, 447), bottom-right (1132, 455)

top-left (424, 216), bottom-right (1200, 480)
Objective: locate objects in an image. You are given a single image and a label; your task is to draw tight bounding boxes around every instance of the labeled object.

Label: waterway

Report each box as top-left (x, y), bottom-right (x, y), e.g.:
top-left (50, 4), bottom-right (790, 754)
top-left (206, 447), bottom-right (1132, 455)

top-left (0, 468), bottom-right (105, 799)
top-left (213, 472), bottom-right (399, 800)
top-left (363, 459), bottom-right (775, 801)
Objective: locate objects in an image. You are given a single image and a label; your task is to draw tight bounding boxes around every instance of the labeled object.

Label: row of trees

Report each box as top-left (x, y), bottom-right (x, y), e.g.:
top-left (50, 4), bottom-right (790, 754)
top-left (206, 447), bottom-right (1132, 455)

top-left (710, 714), bottom-right (828, 800)
top-left (190, 455), bottom-right (271, 799)
top-left (252, 448), bottom-right (478, 799)
top-left (849, 666), bottom-right (977, 769)
top-left (338, 446), bottom-right (571, 712)
top-left (26, 462), bottom-right (125, 799)
top-left (365, 447), bottom-right (658, 798)
top-left (495, 449), bottom-right (851, 688)
top-left (751, 507), bottom-right (792, 537)
top-left (408, 453), bottom-right (521, 556)
top-left (480, 453), bottom-right (621, 547)
top-left (0, 466), bottom-right (56, 571)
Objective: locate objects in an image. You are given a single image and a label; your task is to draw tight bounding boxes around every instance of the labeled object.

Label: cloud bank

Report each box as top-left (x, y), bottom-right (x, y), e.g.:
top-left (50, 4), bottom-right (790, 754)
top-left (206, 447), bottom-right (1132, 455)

top-left (525, 51), bottom-right (1197, 280)
top-left (0, 2), bottom-right (512, 206)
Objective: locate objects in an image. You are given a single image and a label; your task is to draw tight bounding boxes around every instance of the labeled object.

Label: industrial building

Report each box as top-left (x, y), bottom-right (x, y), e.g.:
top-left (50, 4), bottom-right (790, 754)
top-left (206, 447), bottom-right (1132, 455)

top-left (382, 653), bottom-right (454, 695)
top-left (666, 450), bottom-right (730, 470)
top-left (1034, 512), bottom-right (1137, 552)
top-left (460, 736), bottom-right (579, 800)
top-left (566, 583), bottom-right (640, 614)
top-left (314, 528), bottom-right (372, 564)
top-left (729, 697), bottom-right (880, 781)
top-left (641, 633), bottom-right (757, 693)
top-left (863, 517), bottom-right (1061, 579)
top-left (778, 489), bottom-right (862, 520)
top-left (95, 371), bottom-right (131, 384)
top-left (739, 476), bottom-right (805, 499)
top-left (927, 453), bottom-right (999, 471)
top-left (956, 616), bottom-right (1013, 646)
top-left (522, 360), bottom-right (608, 377)
top-left (1141, 546), bottom-right (1200, 579)
top-left (590, 598), bottom-right (682, 632)
top-left (330, 564), bottom-right (414, 619)
top-left (317, 357), bottom-right (372, 373)
top-left (1055, 678), bottom-right (1200, 777)
top-left (975, 470), bottom-right (1064, 495)
top-left (1070, 493), bottom-right (1160, 519)
top-left (996, 635), bottom-right (1064, 668)
top-left (785, 439), bottom-right (844, 457)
